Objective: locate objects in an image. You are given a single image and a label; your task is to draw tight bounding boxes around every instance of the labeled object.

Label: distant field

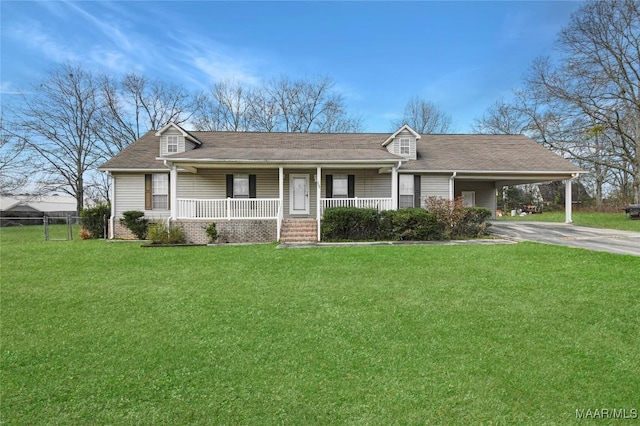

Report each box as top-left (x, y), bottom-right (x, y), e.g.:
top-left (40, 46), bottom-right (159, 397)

top-left (1, 226), bottom-right (639, 424)
top-left (497, 211), bottom-right (640, 232)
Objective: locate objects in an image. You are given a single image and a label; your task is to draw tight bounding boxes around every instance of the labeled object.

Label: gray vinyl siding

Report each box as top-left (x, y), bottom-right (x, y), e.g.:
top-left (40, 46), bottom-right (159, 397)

top-left (385, 129), bottom-right (416, 160)
top-left (176, 170), bottom-right (279, 199)
top-left (456, 181), bottom-right (497, 216)
top-left (322, 169), bottom-right (392, 199)
top-left (113, 173), bottom-right (170, 219)
top-left (421, 174), bottom-right (450, 204)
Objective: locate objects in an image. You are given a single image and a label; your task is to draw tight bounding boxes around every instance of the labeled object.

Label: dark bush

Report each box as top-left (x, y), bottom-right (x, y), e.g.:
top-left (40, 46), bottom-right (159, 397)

top-left (380, 208), bottom-right (444, 241)
top-left (453, 207), bottom-right (492, 238)
top-left (80, 203), bottom-right (110, 239)
top-left (321, 207), bottom-right (379, 241)
top-left (119, 210), bottom-right (149, 240)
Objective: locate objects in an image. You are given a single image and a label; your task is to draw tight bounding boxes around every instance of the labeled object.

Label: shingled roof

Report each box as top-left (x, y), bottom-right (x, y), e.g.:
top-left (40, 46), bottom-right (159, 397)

top-left (99, 130), bottom-right (583, 173)
top-left (404, 134), bottom-right (583, 172)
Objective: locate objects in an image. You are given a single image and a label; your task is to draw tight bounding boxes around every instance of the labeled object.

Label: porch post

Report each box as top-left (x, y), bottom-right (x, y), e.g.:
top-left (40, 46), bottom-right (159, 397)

top-left (316, 166), bottom-right (321, 241)
top-left (565, 177), bottom-right (573, 224)
top-left (391, 163), bottom-right (399, 210)
top-left (278, 166), bottom-right (283, 241)
top-left (170, 165), bottom-right (178, 220)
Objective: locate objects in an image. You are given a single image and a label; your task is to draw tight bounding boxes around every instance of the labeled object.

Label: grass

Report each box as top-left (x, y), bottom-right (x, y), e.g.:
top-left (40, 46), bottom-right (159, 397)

top-left (2, 225), bottom-right (639, 424)
top-left (497, 210), bottom-right (640, 232)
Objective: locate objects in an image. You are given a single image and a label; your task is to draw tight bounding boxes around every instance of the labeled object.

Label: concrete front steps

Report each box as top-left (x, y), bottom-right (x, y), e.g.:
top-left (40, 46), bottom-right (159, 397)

top-left (280, 218), bottom-right (318, 243)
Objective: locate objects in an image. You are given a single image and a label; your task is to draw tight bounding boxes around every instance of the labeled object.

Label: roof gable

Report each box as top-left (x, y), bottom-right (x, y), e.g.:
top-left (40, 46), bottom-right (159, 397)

top-left (382, 124), bottom-right (421, 147)
top-left (155, 122), bottom-right (202, 145)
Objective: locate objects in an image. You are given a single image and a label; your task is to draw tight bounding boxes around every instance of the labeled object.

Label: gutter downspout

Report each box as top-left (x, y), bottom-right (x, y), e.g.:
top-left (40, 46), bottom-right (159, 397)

top-left (107, 171), bottom-right (115, 239)
top-left (449, 172), bottom-right (457, 200)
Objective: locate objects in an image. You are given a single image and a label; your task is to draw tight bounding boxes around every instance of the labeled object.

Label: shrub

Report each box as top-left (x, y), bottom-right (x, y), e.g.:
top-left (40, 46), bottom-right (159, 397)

top-left (119, 210), bottom-right (149, 240)
top-left (205, 222), bottom-right (218, 244)
top-left (321, 207), bottom-right (379, 241)
top-left (380, 208), bottom-right (444, 241)
top-left (424, 197), bottom-right (492, 239)
top-left (80, 203), bottom-right (110, 239)
top-left (78, 228), bottom-right (92, 240)
top-left (147, 222), bottom-right (186, 244)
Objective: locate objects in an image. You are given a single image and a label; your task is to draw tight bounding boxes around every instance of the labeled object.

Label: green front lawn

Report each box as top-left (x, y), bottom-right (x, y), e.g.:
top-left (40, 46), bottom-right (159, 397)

top-left (497, 210), bottom-right (640, 232)
top-left (1, 226), bottom-right (639, 424)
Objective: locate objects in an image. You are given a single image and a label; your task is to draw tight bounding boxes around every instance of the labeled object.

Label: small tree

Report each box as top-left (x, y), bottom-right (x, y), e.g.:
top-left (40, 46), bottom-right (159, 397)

top-left (80, 203), bottom-right (110, 239)
top-left (205, 222), bottom-right (218, 244)
top-left (119, 210), bottom-right (149, 240)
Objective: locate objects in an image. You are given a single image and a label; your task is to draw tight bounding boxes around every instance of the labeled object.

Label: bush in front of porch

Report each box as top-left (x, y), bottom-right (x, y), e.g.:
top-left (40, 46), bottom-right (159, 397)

top-left (321, 204), bottom-right (491, 242)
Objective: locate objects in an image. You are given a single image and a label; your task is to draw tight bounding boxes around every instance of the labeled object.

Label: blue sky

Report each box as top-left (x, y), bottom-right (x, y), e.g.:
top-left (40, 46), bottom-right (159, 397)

top-left (1, 1), bottom-right (582, 133)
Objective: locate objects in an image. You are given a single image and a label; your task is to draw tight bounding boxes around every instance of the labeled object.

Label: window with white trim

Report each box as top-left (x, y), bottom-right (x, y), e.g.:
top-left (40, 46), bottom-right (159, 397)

top-left (399, 174), bottom-right (414, 208)
top-left (152, 174), bottom-right (169, 209)
top-left (166, 136), bottom-right (178, 153)
top-left (333, 174), bottom-right (348, 198)
top-left (399, 138), bottom-right (410, 155)
top-left (233, 174), bottom-right (249, 198)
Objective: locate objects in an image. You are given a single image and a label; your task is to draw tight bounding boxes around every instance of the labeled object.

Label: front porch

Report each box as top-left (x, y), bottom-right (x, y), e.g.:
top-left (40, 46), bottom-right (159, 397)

top-left (169, 164), bottom-right (400, 242)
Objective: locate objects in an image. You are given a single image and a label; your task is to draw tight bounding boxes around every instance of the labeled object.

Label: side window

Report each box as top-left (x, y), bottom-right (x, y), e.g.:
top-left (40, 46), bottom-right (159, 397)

top-left (145, 174), bottom-right (169, 210)
top-left (399, 174), bottom-right (414, 208)
top-left (152, 174), bottom-right (169, 209)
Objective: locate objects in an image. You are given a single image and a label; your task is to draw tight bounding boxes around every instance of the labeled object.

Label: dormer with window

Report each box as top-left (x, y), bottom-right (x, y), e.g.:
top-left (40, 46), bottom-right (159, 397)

top-left (382, 124), bottom-right (420, 160)
top-left (155, 122), bottom-right (202, 157)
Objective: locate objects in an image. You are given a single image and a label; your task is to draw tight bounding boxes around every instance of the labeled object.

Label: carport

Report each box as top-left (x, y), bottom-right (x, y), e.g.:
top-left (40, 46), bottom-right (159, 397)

top-left (451, 171), bottom-right (582, 223)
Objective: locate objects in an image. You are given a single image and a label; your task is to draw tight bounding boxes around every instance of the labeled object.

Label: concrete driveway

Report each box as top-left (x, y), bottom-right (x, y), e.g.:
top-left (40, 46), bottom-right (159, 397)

top-left (489, 221), bottom-right (640, 256)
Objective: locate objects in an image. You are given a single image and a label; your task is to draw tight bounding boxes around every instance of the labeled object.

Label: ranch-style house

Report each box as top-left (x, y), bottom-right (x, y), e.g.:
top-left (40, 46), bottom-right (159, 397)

top-left (99, 123), bottom-right (584, 243)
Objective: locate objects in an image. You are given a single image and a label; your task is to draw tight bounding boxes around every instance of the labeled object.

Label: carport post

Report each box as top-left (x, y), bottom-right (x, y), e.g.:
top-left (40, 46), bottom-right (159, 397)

top-left (565, 176), bottom-right (575, 224)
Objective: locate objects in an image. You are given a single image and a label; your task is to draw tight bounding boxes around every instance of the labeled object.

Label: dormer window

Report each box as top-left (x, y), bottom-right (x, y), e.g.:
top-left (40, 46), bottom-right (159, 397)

top-left (400, 138), bottom-right (410, 155)
top-left (167, 136), bottom-right (178, 153)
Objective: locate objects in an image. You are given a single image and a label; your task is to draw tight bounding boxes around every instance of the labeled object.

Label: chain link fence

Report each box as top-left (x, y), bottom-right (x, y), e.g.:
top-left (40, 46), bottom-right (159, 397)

top-left (0, 215), bottom-right (108, 240)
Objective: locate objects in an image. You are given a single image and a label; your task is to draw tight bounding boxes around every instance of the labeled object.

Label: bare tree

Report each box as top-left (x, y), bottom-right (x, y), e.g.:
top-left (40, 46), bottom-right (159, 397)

top-left (527, 0), bottom-right (640, 202)
top-left (119, 73), bottom-right (203, 134)
top-left (12, 64), bottom-right (104, 213)
top-left (192, 75), bottom-right (361, 133)
top-left (194, 81), bottom-right (251, 131)
top-left (392, 96), bottom-right (453, 133)
top-left (472, 98), bottom-right (529, 135)
top-left (0, 115), bottom-right (39, 195)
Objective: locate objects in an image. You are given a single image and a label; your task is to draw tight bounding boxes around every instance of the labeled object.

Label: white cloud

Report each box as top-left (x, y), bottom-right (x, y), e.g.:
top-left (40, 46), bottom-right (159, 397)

top-left (0, 81), bottom-right (25, 95)
top-left (8, 21), bottom-right (80, 63)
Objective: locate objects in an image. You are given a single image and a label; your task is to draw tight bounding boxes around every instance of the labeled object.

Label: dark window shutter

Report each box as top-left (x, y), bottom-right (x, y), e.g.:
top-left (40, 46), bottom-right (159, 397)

top-left (249, 175), bottom-right (257, 198)
top-left (145, 174), bottom-right (152, 210)
top-left (226, 174), bottom-right (233, 198)
top-left (326, 175), bottom-right (333, 198)
top-left (414, 175), bottom-right (421, 208)
top-left (348, 175), bottom-right (355, 198)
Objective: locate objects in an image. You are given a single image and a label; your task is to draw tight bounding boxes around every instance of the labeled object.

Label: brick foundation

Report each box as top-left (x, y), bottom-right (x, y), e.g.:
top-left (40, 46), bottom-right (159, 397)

top-left (112, 218), bottom-right (277, 244)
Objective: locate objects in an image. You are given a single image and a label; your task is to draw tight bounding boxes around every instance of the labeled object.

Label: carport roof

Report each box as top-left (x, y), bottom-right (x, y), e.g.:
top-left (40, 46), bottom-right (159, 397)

top-left (401, 134), bottom-right (584, 173)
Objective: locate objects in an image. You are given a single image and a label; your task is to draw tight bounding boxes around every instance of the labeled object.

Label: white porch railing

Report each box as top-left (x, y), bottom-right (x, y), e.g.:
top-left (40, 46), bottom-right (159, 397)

top-left (320, 197), bottom-right (393, 215)
top-left (177, 198), bottom-right (281, 219)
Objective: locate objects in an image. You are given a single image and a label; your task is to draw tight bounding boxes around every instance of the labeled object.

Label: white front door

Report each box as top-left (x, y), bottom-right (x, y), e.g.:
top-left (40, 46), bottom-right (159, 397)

top-left (290, 174), bottom-right (309, 215)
